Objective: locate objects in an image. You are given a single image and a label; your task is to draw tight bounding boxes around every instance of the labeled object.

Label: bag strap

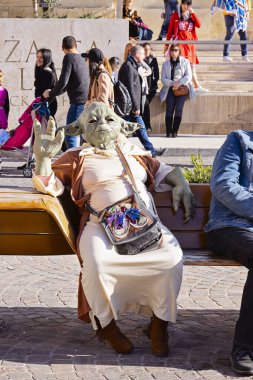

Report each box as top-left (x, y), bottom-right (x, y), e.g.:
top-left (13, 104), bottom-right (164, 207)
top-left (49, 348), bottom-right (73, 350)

top-left (114, 142), bottom-right (142, 199)
top-left (86, 143), bottom-right (143, 217)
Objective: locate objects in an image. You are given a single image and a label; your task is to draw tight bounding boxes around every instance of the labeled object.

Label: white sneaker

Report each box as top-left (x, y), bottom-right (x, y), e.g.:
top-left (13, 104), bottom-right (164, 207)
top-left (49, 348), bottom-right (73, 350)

top-left (242, 55), bottom-right (251, 62)
top-left (223, 56), bottom-right (233, 62)
top-left (196, 86), bottom-right (209, 93)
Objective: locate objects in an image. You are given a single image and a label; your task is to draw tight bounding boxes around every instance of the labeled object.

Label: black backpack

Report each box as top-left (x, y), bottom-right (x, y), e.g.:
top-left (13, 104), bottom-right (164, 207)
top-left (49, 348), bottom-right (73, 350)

top-left (113, 80), bottom-right (132, 118)
top-left (95, 70), bottom-right (132, 118)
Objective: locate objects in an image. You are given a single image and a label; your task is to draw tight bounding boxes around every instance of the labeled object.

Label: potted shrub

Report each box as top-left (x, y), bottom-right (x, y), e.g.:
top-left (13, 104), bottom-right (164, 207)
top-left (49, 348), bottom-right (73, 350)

top-left (183, 153), bottom-right (212, 212)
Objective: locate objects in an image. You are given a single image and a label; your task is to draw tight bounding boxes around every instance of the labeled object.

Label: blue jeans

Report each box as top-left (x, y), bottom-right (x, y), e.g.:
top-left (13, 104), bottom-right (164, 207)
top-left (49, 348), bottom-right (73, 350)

top-left (66, 103), bottom-right (84, 149)
top-left (126, 115), bottom-right (156, 155)
top-left (223, 15), bottom-right (247, 57)
top-left (159, 1), bottom-right (177, 38)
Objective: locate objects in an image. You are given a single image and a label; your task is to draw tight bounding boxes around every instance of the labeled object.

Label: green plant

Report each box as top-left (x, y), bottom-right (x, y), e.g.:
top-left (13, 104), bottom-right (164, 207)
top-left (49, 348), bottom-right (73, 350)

top-left (183, 154), bottom-right (212, 184)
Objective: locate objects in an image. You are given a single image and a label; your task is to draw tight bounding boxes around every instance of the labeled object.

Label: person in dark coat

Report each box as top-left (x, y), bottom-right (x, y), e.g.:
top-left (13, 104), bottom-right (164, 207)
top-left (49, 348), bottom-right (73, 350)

top-left (142, 43), bottom-right (159, 131)
top-left (34, 48), bottom-right (57, 117)
top-left (43, 36), bottom-right (90, 150)
top-left (118, 45), bottom-right (162, 158)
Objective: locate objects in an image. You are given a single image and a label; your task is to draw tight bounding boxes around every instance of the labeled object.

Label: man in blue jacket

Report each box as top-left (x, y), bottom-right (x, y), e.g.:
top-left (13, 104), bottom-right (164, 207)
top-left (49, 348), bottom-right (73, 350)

top-left (205, 130), bottom-right (253, 376)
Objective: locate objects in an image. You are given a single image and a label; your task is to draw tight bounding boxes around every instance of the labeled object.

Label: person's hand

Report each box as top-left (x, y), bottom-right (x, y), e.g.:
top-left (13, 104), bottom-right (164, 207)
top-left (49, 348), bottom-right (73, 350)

top-left (43, 89), bottom-right (51, 99)
top-left (33, 117), bottom-right (64, 177)
top-left (173, 81), bottom-right (181, 89)
top-left (131, 19), bottom-right (138, 25)
top-left (165, 167), bottom-right (196, 223)
top-left (188, 6), bottom-right (194, 14)
top-left (133, 110), bottom-right (140, 116)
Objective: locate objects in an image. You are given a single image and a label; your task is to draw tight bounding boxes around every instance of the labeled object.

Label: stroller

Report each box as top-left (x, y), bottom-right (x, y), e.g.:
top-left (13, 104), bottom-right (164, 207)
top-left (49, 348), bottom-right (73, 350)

top-left (0, 97), bottom-right (50, 178)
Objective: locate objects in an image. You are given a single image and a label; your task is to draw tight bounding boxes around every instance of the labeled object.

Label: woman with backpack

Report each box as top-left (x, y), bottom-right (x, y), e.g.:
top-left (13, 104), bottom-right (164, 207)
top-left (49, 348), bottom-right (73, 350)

top-left (87, 48), bottom-right (114, 108)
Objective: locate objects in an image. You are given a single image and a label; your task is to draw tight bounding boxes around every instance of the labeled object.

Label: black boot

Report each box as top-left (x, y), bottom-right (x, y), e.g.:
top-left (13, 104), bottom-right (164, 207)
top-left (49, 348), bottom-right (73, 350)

top-left (165, 117), bottom-right (173, 137)
top-left (172, 116), bottom-right (182, 138)
top-left (231, 344), bottom-right (253, 375)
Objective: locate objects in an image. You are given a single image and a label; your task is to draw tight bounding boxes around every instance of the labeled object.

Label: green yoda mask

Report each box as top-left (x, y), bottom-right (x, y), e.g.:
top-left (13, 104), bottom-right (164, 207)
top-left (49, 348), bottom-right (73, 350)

top-left (62, 102), bottom-right (143, 150)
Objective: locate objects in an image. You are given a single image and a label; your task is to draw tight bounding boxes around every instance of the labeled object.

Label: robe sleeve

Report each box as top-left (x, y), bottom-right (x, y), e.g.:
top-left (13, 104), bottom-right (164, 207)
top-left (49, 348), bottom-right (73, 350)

top-left (32, 151), bottom-right (75, 197)
top-left (154, 162), bottom-right (174, 192)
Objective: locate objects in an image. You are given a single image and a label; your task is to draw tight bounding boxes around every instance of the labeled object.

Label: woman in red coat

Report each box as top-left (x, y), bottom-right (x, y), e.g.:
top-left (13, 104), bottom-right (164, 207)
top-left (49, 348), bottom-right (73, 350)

top-left (165, 0), bottom-right (208, 93)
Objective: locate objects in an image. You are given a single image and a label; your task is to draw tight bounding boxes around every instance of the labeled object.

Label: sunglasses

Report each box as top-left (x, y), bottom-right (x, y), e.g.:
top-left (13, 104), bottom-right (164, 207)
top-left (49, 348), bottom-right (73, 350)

top-left (171, 49), bottom-right (179, 52)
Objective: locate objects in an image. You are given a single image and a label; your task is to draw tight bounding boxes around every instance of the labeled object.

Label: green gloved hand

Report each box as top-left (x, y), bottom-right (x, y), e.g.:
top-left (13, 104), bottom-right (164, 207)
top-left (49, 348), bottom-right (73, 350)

top-left (165, 167), bottom-right (196, 223)
top-left (32, 112), bottom-right (65, 177)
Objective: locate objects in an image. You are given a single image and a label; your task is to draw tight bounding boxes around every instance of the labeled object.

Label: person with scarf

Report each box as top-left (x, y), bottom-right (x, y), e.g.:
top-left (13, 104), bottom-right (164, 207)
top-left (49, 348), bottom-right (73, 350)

top-left (161, 43), bottom-right (194, 137)
top-left (212, 0), bottom-right (251, 62)
top-left (165, 0), bottom-right (208, 93)
top-left (142, 43), bottom-right (159, 131)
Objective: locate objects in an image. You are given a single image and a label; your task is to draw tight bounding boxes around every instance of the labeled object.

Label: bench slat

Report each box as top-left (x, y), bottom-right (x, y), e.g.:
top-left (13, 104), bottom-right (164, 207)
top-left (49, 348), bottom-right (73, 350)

top-left (184, 250), bottom-right (240, 266)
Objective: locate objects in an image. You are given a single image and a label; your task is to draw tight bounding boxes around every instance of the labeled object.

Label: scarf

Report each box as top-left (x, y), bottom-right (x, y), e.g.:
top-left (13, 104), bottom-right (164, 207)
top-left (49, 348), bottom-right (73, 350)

top-left (170, 57), bottom-right (180, 81)
top-left (211, 0), bottom-right (248, 31)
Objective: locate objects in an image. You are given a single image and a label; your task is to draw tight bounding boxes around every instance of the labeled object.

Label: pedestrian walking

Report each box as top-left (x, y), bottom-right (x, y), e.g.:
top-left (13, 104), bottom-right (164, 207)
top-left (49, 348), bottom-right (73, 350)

top-left (118, 45), bottom-right (163, 157)
top-left (34, 49), bottom-right (57, 117)
top-left (223, 0), bottom-right (251, 62)
top-left (85, 48), bottom-right (114, 109)
top-left (142, 43), bottom-right (159, 131)
top-left (43, 36), bottom-right (89, 149)
top-left (157, 0), bottom-right (178, 40)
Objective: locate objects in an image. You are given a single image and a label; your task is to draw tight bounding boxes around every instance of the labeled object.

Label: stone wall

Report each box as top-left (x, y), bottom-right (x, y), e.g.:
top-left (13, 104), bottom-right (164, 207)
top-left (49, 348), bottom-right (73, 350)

top-left (0, 18), bottom-right (128, 128)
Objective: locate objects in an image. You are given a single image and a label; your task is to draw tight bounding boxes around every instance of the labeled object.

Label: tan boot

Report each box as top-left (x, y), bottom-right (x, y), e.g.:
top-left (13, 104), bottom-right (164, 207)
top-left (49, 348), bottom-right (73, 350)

top-left (149, 315), bottom-right (169, 357)
top-left (96, 319), bottom-right (134, 354)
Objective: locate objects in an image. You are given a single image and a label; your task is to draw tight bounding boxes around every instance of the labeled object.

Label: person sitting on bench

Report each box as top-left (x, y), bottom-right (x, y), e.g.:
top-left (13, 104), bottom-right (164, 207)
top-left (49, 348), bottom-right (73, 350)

top-left (205, 130), bottom-right (253, 376)
top-left (31, 102), bottom-right (195, 357)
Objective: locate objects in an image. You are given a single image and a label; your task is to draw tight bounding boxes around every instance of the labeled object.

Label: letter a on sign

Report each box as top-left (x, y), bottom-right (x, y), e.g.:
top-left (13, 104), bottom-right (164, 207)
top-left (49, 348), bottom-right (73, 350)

top-left (26, 41), bottom-right (39, 63)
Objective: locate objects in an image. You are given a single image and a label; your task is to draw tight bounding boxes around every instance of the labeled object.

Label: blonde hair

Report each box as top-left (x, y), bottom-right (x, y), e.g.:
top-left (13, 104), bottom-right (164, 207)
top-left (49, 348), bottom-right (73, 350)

top-left (124, 41), bottom-right (136, 61)
top-left (103, 57), bottom-right (113, 77)
top-left (0, 70), bottom-right (4, 84)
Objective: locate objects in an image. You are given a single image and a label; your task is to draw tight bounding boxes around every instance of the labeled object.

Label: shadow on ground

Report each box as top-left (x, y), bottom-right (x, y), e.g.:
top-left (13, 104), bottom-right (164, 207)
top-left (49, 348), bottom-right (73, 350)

top-left (0, 307), bottom-right (239, 377)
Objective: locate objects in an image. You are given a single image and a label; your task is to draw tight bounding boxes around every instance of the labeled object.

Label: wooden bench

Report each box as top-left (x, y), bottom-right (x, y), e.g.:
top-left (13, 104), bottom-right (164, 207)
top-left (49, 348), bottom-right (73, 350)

top-left (0, 186), bottom-right (239, 266)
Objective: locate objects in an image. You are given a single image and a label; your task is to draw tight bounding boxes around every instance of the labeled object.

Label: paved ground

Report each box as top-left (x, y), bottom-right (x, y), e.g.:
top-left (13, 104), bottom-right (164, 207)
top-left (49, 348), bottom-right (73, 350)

top-left (0, 150), bottom-right (250, 380)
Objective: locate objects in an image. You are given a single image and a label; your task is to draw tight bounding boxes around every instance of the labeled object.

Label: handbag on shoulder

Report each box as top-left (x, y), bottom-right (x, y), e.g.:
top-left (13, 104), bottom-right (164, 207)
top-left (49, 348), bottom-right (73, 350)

top-left (87, 143), bottom-right (162, 255)
top-left (173, 85), bottom-right (189, 97)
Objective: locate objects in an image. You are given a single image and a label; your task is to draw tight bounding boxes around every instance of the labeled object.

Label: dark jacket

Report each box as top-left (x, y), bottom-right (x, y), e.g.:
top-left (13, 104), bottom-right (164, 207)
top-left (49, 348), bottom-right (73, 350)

top-left (118, 56), bottom-right (142, 113)
top-left (50, 53), bottom-right (89, 104)
top-left (35, 67), bottom-right (58, 117)
top-left (144, 56), bottom-right (159, 93)
top-left (34, 67), bottom-right (57, 98)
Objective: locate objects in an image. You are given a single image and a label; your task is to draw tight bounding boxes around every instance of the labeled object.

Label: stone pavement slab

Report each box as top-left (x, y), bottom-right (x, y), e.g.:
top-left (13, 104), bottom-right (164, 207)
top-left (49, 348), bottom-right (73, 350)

top-left (0, 256), bottom-right (249, 380)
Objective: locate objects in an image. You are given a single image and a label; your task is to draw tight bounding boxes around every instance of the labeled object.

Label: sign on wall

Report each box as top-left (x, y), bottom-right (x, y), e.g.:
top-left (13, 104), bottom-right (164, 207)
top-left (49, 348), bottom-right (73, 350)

top-left (0, 18), bottom-right (128, 128)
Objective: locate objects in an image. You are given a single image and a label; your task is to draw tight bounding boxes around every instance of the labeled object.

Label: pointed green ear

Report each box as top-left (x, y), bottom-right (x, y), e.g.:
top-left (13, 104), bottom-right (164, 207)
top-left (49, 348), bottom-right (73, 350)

top-left (62, 119), bottom-right (83, 136)
top-left (120, 119), bottom-right (144, 136)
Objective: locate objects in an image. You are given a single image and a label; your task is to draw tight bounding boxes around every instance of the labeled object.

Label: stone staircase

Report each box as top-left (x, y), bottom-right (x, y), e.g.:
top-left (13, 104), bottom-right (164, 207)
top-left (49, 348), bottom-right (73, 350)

top-left (149, 42), bottom-right (253, 135)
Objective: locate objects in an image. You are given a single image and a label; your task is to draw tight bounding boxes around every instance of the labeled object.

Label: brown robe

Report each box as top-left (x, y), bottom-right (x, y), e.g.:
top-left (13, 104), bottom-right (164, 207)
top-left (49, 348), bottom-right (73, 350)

top-left (52, 150), bottom-right (160, 323)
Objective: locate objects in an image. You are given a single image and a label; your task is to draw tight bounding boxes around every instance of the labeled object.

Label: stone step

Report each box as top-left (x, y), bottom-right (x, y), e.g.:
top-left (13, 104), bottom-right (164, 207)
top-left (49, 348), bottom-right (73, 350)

top-left (196, 72), bottom-right (252, 80)
top-left (149, 92), bottom-right (253, 135)
top-left (201, 82), bottom-right (253, 91)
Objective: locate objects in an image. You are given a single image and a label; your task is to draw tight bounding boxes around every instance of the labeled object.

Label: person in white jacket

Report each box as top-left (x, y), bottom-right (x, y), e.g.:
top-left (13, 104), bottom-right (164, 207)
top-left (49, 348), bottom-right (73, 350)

top-left (160, 43), bottom-right (193, 138)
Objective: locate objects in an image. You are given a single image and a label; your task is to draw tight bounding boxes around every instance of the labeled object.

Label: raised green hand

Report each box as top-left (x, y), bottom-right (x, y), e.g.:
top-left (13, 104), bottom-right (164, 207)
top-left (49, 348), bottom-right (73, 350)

top-left (32, 113), bottom-right (64, 176)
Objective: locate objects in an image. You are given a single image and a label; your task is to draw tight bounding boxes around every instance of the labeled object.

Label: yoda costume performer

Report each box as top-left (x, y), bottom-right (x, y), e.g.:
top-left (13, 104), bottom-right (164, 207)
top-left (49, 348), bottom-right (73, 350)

top-left (32, 102), bottom-right (195, 357)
